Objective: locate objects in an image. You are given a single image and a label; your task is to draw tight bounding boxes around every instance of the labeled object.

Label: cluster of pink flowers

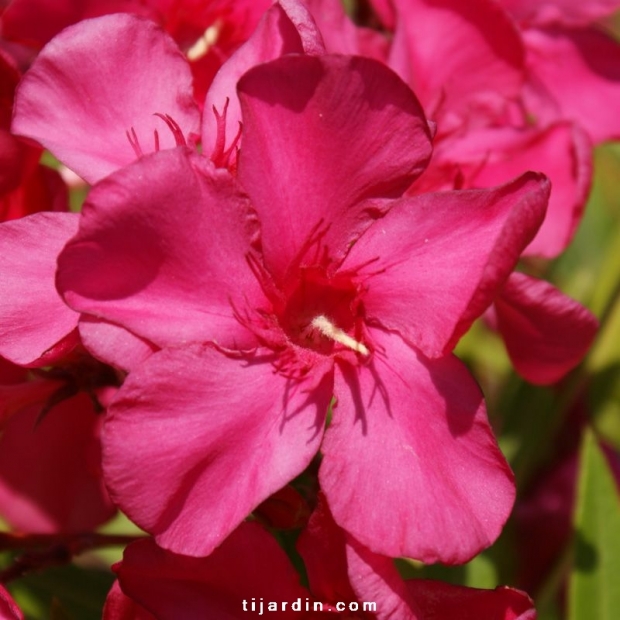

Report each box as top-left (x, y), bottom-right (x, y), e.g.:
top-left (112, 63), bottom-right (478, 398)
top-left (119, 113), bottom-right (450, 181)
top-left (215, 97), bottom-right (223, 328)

top-left (0, 0), bottom-right (614, 617)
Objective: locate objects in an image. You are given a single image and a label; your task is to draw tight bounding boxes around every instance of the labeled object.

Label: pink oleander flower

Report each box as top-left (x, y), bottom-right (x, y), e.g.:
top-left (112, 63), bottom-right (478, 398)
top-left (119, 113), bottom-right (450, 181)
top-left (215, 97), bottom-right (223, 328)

top-left (497, 0), bottom-right (620, 145)
top-left (11, 2), bottom-right (321, 184)
top-left (1, 0), bottom-right (273, 103)
top-left (105, 497), bottom-right (536, 620)
top-left (55, 50), bottom-right (550, 563)
top-left (364, 0), bottom-right (599, 383)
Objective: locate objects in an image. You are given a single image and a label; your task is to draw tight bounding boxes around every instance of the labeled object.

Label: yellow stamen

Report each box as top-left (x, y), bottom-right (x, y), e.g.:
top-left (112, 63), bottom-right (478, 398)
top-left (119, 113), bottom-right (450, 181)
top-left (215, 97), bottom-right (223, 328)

top-left (186, 23), bottom-right (220, 61)
top-left (311, 315), bottom-right (369, 356)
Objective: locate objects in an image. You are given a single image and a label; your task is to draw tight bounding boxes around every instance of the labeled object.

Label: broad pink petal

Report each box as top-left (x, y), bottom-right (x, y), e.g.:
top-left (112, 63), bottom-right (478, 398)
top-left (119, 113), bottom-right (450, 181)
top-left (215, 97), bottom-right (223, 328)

top-left (57, 148), bottom-right (264, 351)
top-left (494, 273), bottom-right (598, 384)
top-left (0, 393), bottom-right (115, 533)
top-left (320, 329), bottom-right (515, 563)
top-left (443, 122), bottom-right (592, 258)
top-left (388, 0), bottom-right (524, 124)
top-left (0, 212), bottom-right (79, 366)
top-left (103, 345), bottom-right (330, 556)
top-left (114, 526), bottom-right (309, 619)
top-left (405, 581), bottom-right (536, 620)
top-left (523, 27), bottom-right (620, 143)
top-left (341, 173), bottom-right (549, 358)
top-left (498, 0), bottom-right (620, 27)
top-left (12, 14), bottom-right (199, 183)
top-left (78, 318), bottom-right (158, 373)
top-left (237, 54), bottom-right (432, 284)
top-left (202, 1), bottom-right (324, 161)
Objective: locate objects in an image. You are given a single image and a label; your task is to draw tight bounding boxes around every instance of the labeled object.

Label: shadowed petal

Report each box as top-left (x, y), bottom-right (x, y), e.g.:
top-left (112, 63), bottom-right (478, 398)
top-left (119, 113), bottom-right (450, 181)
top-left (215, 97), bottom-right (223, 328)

top-left (103, 345), bottom-right (331, 556)
top-left (494, 273), bottom-right (598, 384)
top-left (202, 0), bottom-right (324, 160)
top-left (320, 329), bottom-right (515, 563)
top-left (237, 54), bottom-right (432, 284)
top-left (57, 148), bottom-right (264, 352)
top-left (404, 581), bottom-right (536, 620)
top-left (0, 393), bottom-right (115, 533)
top-left (113, 527), bottom-right (309, 620)
top-left (388, 0), bottom-right (524, 123)
top-left (341, 173), bottom-right (549, 357)
top-left (523, 27), bottom-right (620, 143)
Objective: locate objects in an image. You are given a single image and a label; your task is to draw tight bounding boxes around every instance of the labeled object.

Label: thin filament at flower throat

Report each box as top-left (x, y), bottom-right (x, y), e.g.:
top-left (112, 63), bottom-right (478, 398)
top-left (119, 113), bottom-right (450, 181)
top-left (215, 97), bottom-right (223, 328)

top-left (311, 315), bottom-right (369, 356)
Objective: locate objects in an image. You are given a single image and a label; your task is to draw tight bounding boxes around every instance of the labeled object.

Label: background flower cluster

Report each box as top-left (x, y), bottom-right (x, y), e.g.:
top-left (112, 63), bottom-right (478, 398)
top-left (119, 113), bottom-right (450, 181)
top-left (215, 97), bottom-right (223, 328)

top-left (0, 0), bottom-right (619, 619)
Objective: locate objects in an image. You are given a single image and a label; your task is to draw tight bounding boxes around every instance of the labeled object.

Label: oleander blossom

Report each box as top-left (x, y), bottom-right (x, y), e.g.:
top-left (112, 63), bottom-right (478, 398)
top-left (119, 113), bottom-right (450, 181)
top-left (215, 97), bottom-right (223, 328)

top-left (57, 54), bottom-right (550, 563)
top-left (104, 498), bottom-right (537, 620)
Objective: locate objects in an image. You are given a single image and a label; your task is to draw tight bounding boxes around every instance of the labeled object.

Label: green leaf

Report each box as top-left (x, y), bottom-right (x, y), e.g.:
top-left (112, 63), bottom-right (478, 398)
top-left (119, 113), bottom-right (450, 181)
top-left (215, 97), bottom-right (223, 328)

top-left (8, 563), bottom-right (114, 620)
top-left (568, 429), bottom-right (620, 620)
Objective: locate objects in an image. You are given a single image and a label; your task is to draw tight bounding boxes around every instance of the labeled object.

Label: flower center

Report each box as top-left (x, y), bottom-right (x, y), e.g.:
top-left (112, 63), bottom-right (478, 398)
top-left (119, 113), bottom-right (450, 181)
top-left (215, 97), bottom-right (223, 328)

top-left (278, 267), bottom-right (367, 356)
top-left (310, 315), bottom-right (369, 356)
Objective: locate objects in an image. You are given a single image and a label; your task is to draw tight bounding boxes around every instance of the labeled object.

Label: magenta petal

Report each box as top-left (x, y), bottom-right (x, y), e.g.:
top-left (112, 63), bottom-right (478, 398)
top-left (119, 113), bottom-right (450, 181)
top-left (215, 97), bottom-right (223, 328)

top-left (345, 538), bottom-right (422, 620)
top-left (103, 345), bottom-right (330, 556)
top-left (523, 27), bottom-right (620, 143)
top-left (499, 0), bottom-right (620, 27)
top-left (103, 581), bottom-right (155, 620)
top-left (320, 329), bottom-right (515, 563)
top-left (494, 273), bottom-right (598, 384)
top-left (57, 148), bottom-right (264, 351)
top-left (237, 54), bottom-right (432, 283)
top-left (341, 173), bottom-right (549, 357)
top-left (12, 14), bottom-right (199, 183)
top-left (389, 0), bottom-right (524, 121)
top-left (405, 581), bottom-right (536, 620)
top-left (78, 317), bottom-right (157, 373)
top-left (0, 393), bottom-right (115, 533)
top-left (202, 1), bottom-right (323, 158)
top-left (0, 212), bottom-right (79, 366)
top-left (115, 526), bottom-right (309, 620)
top-left (458, 122), bottom-right (592, 258)
top-left (297, 494), bottom-right (359, 606)
top-left (0, 586), bottom-right (23, 620)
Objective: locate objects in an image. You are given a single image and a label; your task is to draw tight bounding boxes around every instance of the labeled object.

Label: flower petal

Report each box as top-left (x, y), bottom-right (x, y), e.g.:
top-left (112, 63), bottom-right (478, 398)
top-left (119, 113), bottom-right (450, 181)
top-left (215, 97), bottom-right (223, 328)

top-left (388, 0), bottom-right (524, 123)
top-left (202, 0), bottom-right (324, 160)
top-left (0, 212), bottom-right (79, 366)
top-left (523, 27), bottom-right (620, 143)
top-left (494, 273), bottom-right (598, 384)
top-left (103, 345), bottom-right (330, 556)
top-left (57, 148), bottom-right (264, 352)
top-left (237, 54), bottom-right (432, 284)
top-left (12, 14), bottom-right (199, 183)
top-left (499, 0), bottom-right (620, 27)
top-left (341, 173), bottom-right (549, 358)
top-left (320, 329), bottom-right (515, 563)
top-left (449, 122), bottom-right (592, 258)
top-left (0, 393), bottom-right (115, 533)
top-left (406, 581), bottom-right (536, 620)
top-left (114, 526), bottom-right (309, 620)
top-left (78, 317), bottom-right (158, 373)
